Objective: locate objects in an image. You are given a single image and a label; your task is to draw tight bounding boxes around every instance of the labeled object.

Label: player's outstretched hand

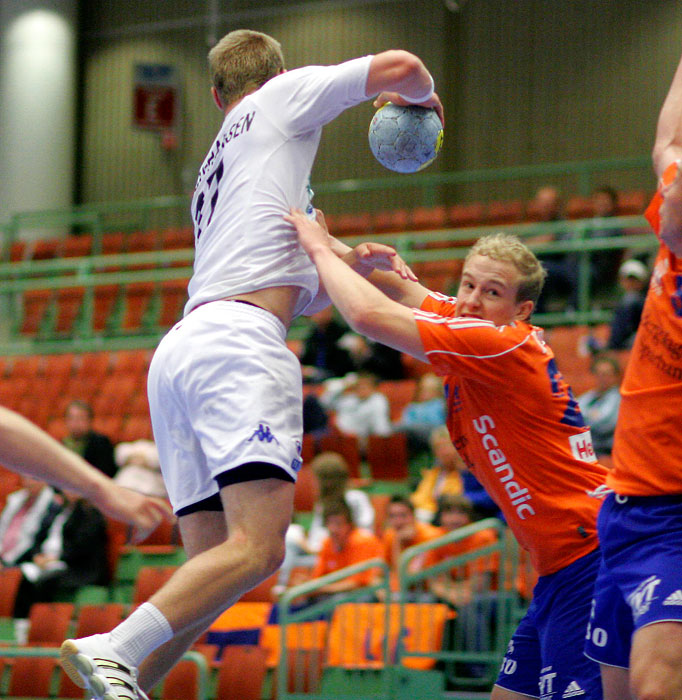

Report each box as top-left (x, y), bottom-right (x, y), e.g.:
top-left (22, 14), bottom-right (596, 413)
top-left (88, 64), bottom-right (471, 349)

top-left (373, 91), bottom-right (444, 127)
top-left (659, 161), bottom-right (682, 256)
top-left (95, 482), bottom-right (175, 543)
top-left (285, 208), bottom-right (332, 257)
top-left (351, 242), bottom-right (418, 281)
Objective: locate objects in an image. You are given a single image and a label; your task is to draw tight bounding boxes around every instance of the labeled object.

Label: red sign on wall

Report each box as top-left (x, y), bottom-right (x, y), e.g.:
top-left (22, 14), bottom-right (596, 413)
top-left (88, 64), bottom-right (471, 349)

top-left (133, 64), bottom-right (179, 131)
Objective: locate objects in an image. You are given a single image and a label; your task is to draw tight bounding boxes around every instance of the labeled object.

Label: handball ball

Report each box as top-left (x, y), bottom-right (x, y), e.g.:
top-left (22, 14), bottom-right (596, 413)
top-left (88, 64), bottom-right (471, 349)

top-left (368, 103), bottom-right (444, 174)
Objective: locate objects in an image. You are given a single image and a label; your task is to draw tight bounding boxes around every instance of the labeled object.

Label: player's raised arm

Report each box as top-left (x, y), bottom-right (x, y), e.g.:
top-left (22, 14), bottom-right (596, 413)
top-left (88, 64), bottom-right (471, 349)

top-left (366, 50), bottom-right (443, 124)
top-left (652, 50), bottom-right (682, 256)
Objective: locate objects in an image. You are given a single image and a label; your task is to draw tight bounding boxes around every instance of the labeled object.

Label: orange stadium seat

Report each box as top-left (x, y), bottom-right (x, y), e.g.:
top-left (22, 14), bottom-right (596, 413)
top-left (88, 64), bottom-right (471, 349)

top-left (119, 415), bottom-right (153, 442)
top-left (318, 432), bottom-right (361, 479)
top-left (330, 212), bottom-right (372, 237)
top-left (0, 567), bottom-right (22, 617)
top-left (293, 464), bottom-right (316, 513)
top-left (20, 289), bottom-right (52, 335)
top-left (26, 602), bottom-right (75, 646)
top-left (366, 433), bottom-right (409, 481)
top-left (133, 566), bottom-right (178, 606)
top-left (100, 232), bottom-right (125, 255)
top-left (159, 279), bottom-right (188, 326)
top-left (62, 234), bottom-right (93, 258)
top-left (617, 189), bottom-right (648, 215)
top-left (161, 658), bottom-right (203, 700)
top-left (5, 656), bottom-right (59, 698)
top-left (372, 208), bottom-right (409, 234)
top-left (486, 199), bottom-right (525, 225)
top-left (74, 604), bottom-right (126, 638)
top-left (215, 645), bottom-right (268, 700)
top-left (54, 287), bottom-right (85, 334)
top-left (411, 205), bottom-right (447, 230)
top-left (121, 282), bottom-right (155, 330)
top-left (92, 284), bottom-right (119, 331)
top-left (379, 379), bottom-right (417, 422)
top-left (447, 202), bottom-right (486, 228)
top-left (566, 196), bottom-right (594, 220)
top-left (161, 227), bottom-right (194, 250)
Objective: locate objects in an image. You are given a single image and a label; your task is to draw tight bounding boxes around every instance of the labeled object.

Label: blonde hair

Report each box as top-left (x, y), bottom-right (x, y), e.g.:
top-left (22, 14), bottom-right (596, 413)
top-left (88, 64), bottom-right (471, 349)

top-left (208, 29), bottom-right (285, 106)
top-left (466, 232), bottom-right (547, 306)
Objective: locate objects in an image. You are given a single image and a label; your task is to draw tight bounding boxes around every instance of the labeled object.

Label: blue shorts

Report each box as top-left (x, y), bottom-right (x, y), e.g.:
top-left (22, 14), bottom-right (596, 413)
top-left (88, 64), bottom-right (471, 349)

top-left (496, 548), bottom-right (602, 700)
top-left (585, 493), bottom-right (682, 669)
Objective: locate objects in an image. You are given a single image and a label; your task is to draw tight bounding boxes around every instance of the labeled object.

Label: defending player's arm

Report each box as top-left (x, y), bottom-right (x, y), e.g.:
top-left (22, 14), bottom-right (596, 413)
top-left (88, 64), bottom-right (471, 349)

top-left (286, 208), bottom-right (429, 361)
top-left (304, 209), bottom-right (429, 314)
top-left (0, 405), bottom-right (173, 542)
top-left (652, 50), bottom-right (682, 255)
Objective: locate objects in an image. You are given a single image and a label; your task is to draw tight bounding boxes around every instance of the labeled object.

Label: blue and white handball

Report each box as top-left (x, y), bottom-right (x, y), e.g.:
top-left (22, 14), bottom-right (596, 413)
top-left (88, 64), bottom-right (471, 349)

top-left (368, 103), bottom-right (444, 174)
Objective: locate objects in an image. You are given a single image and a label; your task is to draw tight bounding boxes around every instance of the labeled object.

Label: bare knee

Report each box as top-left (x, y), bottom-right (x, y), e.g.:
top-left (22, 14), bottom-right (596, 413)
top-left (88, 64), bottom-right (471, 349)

top-left (231, 528), bottom-right (287, 582)
top-left (630, 623), bottom-right (682, 700)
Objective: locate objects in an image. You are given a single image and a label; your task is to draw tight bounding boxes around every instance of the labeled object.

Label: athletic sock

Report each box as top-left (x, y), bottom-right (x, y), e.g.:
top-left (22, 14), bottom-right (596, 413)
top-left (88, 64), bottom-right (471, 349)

top-left (108, 602), bottom-right (173, 668)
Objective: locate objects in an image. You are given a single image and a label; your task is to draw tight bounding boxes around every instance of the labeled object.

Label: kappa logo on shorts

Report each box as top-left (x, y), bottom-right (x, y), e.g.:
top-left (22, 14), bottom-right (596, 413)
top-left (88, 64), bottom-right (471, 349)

top-left (562, 681), bottom-right (585, 698)
top-left (663, 590), bottom-right (682, 606)
top-left (628, 575), bottom-right (661, 619)
top-left (248, 423), bottom-right (280, 445)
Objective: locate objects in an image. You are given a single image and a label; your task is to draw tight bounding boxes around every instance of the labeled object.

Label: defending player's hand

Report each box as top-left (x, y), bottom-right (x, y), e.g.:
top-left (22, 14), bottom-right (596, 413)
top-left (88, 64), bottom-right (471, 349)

top-left (285, 207), bottom-right (332, 257)
top-left (95, 482), bottom-right (175, 544)
top-left (659, 161), bottom-right (682, 256)
top-left (351, 242), bottom-right (418, 281)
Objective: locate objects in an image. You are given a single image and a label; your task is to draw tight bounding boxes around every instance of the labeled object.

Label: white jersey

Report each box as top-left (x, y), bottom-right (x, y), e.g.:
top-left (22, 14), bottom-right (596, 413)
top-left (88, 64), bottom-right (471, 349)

top-left (185, 55), bottom-right (374, 318)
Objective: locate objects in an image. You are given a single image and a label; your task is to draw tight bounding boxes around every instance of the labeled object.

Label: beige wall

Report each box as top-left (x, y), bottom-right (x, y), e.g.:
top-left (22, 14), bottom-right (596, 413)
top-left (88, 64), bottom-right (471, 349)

top-left (79, 0), bottom-right (682, 211)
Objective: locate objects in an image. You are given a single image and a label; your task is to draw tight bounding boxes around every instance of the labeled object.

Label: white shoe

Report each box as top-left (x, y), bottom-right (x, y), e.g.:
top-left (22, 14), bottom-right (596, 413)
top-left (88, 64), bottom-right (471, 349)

top-left (60, 635), bottom-right (149, 700)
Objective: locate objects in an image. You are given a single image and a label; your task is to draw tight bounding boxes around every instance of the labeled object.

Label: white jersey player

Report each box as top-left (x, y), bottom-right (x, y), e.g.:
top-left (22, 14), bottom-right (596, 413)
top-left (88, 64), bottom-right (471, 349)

top-left (61, 29), bottom-right (443, 700)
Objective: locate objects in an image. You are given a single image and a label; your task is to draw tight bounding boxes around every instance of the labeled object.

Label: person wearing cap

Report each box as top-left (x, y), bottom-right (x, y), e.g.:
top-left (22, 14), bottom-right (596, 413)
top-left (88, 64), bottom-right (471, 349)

top-left (606, 259), bottom-right (649, 350)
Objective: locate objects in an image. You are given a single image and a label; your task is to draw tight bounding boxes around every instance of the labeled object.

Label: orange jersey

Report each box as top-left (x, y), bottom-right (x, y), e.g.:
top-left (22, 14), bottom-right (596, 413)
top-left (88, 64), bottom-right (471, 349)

top-left (382, 520), bottom-right (443, 591)
top-left (423, 527), bottom-right (499, 580)
top-left (313, 528), bottom-right (383, 586)
top-left (415, 295), bottom-right (607, 576)
top-left (608, 163), bottom-right (682, 495)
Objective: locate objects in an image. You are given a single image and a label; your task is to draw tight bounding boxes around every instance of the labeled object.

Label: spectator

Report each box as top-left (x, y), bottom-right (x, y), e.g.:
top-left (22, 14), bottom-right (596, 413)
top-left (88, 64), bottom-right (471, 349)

top-left (381, 495), bottom-right (442, 595)
top-left (426, 426), bottom-right (501, 521)
top-left (0, 476), bottom-right (62, 570)
top-left (393, 373), bottom-right (446, 458)
top-left (577, 355), bottom-right (622, 459)
top-left (322, 371), bottom-right (392, 449)
top-left (530, 185), bottom-right (577, 312)
top-left (338, 332), bottom-right (406, 380)
top-left (308, 499), bottom-right (383, 596)
top-left (425, 494), bottom-right (498, 609)
top-left (62, 400), bottom-right (117, 478)
top-left (411, 425), bottom-right (464, 523)
top-left (13, 488), bottom-right (109, 618)
top-left (306, 451), bottom-right (374, 553)
top-left (299, 306), bottom-right (355, 382)
top-left (588, 185), bottom-right (625, 293)
top-left (584, 258), bottom-right (649, 352)
top-left (113, 440), bottom-right (167, 499)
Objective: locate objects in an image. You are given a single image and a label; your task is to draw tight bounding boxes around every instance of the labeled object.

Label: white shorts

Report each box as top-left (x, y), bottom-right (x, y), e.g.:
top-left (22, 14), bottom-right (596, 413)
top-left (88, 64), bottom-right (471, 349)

top-left (148, 300), bottom-right (303, 514)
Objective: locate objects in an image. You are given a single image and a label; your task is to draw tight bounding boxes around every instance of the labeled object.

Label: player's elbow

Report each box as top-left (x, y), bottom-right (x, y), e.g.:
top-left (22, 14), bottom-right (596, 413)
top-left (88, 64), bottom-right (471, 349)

top-left (373, 50), bottom-right (424, 90)
top-left (347, 304), bottom-right (386, 340)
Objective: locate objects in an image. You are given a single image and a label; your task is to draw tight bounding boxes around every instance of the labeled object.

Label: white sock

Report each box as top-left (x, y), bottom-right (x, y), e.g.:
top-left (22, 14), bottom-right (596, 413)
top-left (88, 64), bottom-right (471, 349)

top-left (107, 603), bottom-right (173, 668)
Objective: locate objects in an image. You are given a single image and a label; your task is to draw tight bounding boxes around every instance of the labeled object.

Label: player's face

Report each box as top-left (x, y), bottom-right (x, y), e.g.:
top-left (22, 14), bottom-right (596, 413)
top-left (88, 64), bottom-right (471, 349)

top-left (455, 254), bottom-right (532, 326)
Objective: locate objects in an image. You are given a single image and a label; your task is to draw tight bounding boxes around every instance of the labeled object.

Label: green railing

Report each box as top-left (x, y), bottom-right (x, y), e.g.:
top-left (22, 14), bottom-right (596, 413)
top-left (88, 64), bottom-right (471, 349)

top-left (274, 519), bottom-right (527, 700)
top-left (0, 214), bottom-right (657, 356)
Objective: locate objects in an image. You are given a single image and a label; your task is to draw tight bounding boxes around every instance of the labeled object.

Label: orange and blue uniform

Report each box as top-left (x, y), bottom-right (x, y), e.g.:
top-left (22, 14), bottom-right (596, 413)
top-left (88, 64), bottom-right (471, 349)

top-left (415, 296), bottom-right (607, 576)
top-left (586, 162), bottom-right (682, 671)
top-left (413, 294), bottom-right (607, 699)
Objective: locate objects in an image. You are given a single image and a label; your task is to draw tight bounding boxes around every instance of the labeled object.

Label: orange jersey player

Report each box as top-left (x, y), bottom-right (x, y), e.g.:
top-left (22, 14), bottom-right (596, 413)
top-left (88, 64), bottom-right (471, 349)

top-left (585, 49), bottom-right (682, 700)
top-left (288, 205), bottom-right (609, 700)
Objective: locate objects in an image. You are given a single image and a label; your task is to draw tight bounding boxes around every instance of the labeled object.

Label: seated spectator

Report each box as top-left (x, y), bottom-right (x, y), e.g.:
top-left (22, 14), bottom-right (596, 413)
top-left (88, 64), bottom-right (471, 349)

top-left (338, 332), bottom-right (406, 380)
top-left (308, 499), bottom-right (383, 597)
top-left (13, 489), bottom-right (109, 617)
top-left (426, 426), bottom-right (501, 521)
top-left (276, 451), bottom-right (374, 593)
top-left (381, 495), bottom-right (442, 595)
top-left (0, 476), bottom-right (62, 572)
top-left (394, 373), bottom-right (446, 458)
top-left (62, 400), bottom-right (117, 477)
top-left (113, 439), bottom-right (167, 498)
top-left (322, 371), bottom-right (392, 449)
top-left (530, 186), bottom-right (577, 312)
top-left (577, 355), bottom-right (622, 459)
top-left (299, 306), bottom-right (355, 382)
top-left (588, 185), bottom-right (625, 293)
top-left (307, 451), bottom-right (375, 553)
top-left (425, 494), bottom-right (499, 609)
top-left (411, 425), bottom-right (464, 523)
top-left (584, 258), bottom-right (649, 352)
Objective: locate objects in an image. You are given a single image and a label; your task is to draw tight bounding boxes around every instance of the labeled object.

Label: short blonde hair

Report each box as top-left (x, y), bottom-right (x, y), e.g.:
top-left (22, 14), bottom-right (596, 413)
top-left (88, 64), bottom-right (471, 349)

top-left (208, 29), bottom-right (285, 106)
top-left (465, 232), bottom-right (547, 306)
